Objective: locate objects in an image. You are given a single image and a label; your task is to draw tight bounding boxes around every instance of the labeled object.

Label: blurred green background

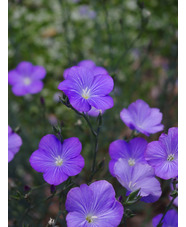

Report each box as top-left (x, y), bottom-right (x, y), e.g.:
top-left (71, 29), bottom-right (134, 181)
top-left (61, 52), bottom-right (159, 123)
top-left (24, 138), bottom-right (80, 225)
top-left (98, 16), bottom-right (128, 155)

top-left (8, 0), bottom-right (177, 226)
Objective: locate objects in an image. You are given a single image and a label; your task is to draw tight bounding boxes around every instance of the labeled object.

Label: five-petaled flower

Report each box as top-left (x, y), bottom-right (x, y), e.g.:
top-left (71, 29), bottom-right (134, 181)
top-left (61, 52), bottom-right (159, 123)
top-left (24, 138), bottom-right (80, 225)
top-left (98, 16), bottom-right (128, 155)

top-left (109, 137), bottom-right (148, 176)
top-left (120, 99), bottom-right (164, 136)
top-left (145, 127), bottom-right (178, 180)
top-left (29, 134), bottom-right (84, 185)
top-left (114, 159), bottom-right (162, 203)
top-left (8, 61), bottom-right (46, 96)
top-left (58, 66), bottom-right (114, 112)
top-left (65, 180), bottom-right (124, 227)
top-left (8, 126), bottom-right (22, 162)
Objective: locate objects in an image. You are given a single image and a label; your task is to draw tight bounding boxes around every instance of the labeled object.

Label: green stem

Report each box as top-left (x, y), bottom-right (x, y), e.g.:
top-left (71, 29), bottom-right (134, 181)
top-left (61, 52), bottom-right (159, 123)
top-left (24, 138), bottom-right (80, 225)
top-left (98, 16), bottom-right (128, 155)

top-left (157, 195), bottom-right (177, 227)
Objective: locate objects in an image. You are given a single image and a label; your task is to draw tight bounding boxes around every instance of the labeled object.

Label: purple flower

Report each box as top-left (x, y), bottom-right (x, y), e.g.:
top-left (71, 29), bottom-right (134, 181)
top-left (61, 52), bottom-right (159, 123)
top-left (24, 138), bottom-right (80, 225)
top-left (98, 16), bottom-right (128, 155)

top-left (8, 61), bottom-right (46, 96)
top-left (120, 99), bottom-right (164, 136)
top-left (114, 159), bottom-right (162, 203)
top-left (152, 209), bottom-right (178, 227)
top-left (29, 135), bottom-right (84, 185)
top-left (65, 180), bottom-right (124, 227)
top-left (63, 59), bottom-right (108, 79)
top-left (86, 106), bottom-right (105, 117)
top-left (145, 127), bottom-right (178, 180)
top-left (109, 138), bottom-right (148, 176)
top-left (8, 126), bottom-right (22, 162)
top-left (58, 66), bottom-right (114, 112)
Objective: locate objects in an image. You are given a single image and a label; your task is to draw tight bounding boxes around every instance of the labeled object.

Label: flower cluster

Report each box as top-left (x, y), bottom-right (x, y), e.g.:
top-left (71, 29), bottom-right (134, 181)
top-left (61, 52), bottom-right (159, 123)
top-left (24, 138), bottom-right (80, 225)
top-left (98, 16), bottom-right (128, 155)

top-left (9, 59), bottom-right (178, 227)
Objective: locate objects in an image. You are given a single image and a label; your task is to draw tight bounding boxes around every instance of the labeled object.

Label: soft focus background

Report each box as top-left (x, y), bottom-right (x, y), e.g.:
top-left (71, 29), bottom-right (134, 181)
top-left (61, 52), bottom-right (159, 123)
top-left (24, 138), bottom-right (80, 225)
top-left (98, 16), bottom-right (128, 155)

top-left (8, 0), bottom-right (178, 226)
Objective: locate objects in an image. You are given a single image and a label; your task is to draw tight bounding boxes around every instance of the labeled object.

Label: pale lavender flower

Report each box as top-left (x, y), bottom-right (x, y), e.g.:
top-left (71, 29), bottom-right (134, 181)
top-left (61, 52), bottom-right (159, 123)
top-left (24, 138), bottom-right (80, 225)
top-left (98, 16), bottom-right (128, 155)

top-left (65, 180), bottom-right (124, 227)
top-left (8, 61), bottom-right (46, 96)
top-left (109, 138), bottom-right (148, 176)
top-left (8, 126), bottom-right (22, 162)
top-left (114, 159), bottom-right (162, 203)
top-left (145, 127), bottom-right (178, 180)
top-left (120, 99), bottom-right (164, 136)
top-left (29, 135), bottom-right (84, 185)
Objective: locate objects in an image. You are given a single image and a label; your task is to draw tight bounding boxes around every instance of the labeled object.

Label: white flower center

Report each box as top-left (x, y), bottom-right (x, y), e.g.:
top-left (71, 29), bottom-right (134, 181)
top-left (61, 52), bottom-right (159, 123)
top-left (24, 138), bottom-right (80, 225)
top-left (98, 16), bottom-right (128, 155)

top-left (128, 158), bottom-right (135, 166)
top-left (86, 215), bottom-right (98, 223)
top-left (167, 154), bottom-right (175, 161)
top-left (24, 77), bottom-right (31, 85)
top-left (82, 87), bottom-right (91, 99)
top-left (55, 155), bottom-right (63, 166)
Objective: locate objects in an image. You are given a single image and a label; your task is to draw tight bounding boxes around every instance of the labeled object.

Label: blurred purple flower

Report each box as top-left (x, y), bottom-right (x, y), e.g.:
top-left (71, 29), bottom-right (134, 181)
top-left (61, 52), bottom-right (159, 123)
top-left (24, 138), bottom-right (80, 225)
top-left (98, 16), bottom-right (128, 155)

top-left (152, 209), bottom-right (178, 227)
top-left (63, 59), bottom-right (108, 79)
top-left (65, 180), bottom-right (124, 226)
top-left (114, 159), bottom-right (162, 203)
top-left (78, 5), bottom-right (96, 19)
top-left (120, 99), bottom-right (164, 136)
top-left (58, 66), bottom-right (114, 112)
top-left (145, 127), bottom-right (178, 180)
top-left (8, 126), bottom-right (22, 162)
top-left (29, 135), bottom-right (84, 185)
top-left (8, 61), bottom-right (46, 96)
top-left (109, 138), bottom-right (148, 176)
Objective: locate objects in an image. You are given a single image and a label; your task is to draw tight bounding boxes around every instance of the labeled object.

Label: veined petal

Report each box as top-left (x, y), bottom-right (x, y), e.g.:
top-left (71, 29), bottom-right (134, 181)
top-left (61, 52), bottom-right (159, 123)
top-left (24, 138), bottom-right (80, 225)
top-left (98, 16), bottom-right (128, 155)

top-left (66, 212), bottom-right (87, 227)
top-left (88, 95), bottom-right (114, 110)
top-left (69, 93), bottom-right (91, 112)
top-left (43, 166), bottom-right (68, 185)
top-left (38, 134), bottom-right (62, 158)
top-left (66, 184), bottom-right (93, 214)
top-left (90, 75), bottom-right (114, 96)
top-left (62, 137), bottom-right (82, 159)
top-left (62, 155), bottom-right (84, 176)
top-left (109, 140), bottom-right (129, 160)
top-left (89, 180), bottom-right (116, 214)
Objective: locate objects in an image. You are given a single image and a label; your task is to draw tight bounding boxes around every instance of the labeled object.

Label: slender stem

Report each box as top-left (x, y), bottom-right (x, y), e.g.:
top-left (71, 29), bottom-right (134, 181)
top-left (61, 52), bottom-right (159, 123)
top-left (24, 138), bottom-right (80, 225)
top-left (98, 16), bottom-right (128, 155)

top-left (157, 195), bottom-right (177, 227)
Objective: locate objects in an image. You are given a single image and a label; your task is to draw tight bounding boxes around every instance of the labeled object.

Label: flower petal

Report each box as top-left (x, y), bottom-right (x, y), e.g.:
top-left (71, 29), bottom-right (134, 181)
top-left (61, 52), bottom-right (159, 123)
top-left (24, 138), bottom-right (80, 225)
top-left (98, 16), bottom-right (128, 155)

top-left (65, 184), bottom-right (93, 213)
top-left (62, 155), bottom-right (84, 176)
top-left (31, 66), bottom-right (46, 80)
top-left (43, 166), bottom-right (68, 185)
top-left (109, 140), bottom-right (129, 160)
top-left (27, 80), bottom-right (43, 94)
top-left (90, 75), bottom-right (114, 96)
top-left (66, 212), bottom-right (87, 227)
top-left (88, 95), bottom-right (114, 110)
top-left (62, 137), bottom-right (82, 159)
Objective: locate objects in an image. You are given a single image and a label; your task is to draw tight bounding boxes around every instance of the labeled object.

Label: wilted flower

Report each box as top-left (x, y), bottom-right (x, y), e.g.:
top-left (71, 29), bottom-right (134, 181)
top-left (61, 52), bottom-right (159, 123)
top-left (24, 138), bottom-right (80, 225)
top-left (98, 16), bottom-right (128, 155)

top-left (120, 99), bottom-right (164, 136)
top-left (65, 180), bottom-right (124, 226)
top-left (114, 159), bottom-right (162, 203)
top-left (145, 127), bottom-right (178, 180)
top-left (109, 138), bottom-right (148, 176)
top-left (152, 209), bottom-right (178, 227)
top-left (58, 66), bottom-right (114, 112)
top-left (8, 126), bottom-right (22, 162)
top-left (29, 135), bottom-right (84, 185)
top-left (8, 61), bottom-right (46, 96)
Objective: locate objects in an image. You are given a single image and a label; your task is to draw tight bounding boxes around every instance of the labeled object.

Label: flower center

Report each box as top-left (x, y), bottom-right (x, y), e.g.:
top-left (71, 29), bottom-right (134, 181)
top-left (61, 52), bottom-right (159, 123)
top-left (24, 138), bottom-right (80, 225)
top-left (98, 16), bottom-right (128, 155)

top-left (55, 155), bottom-right (63, 166)
top-left (23, 77), bottom-right (31, 85)
top-left (86, 215), bottom-right (98, 223)
top-left (167, 154), bottom-right (175, 161)
top-left (128, 158), bottom-right (135, 166)
top-left (82, 87), bottom-right (91, 99)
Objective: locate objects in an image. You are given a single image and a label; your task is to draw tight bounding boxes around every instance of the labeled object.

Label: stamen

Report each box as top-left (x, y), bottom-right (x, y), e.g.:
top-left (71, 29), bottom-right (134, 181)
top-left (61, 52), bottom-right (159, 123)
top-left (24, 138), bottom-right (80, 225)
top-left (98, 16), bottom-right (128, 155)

top-left (86, 215), bottom-right (98, 223)
top-left (167, 154), bottom-right (175, 161)
top-left (23, 77), bottom-right (31, 85)
top-left (128, 158), bottom-right (135, 166)
top-left (82, 87), bottom-right (91, 99)
top-left (55, 155), bottom-right (63, 166)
